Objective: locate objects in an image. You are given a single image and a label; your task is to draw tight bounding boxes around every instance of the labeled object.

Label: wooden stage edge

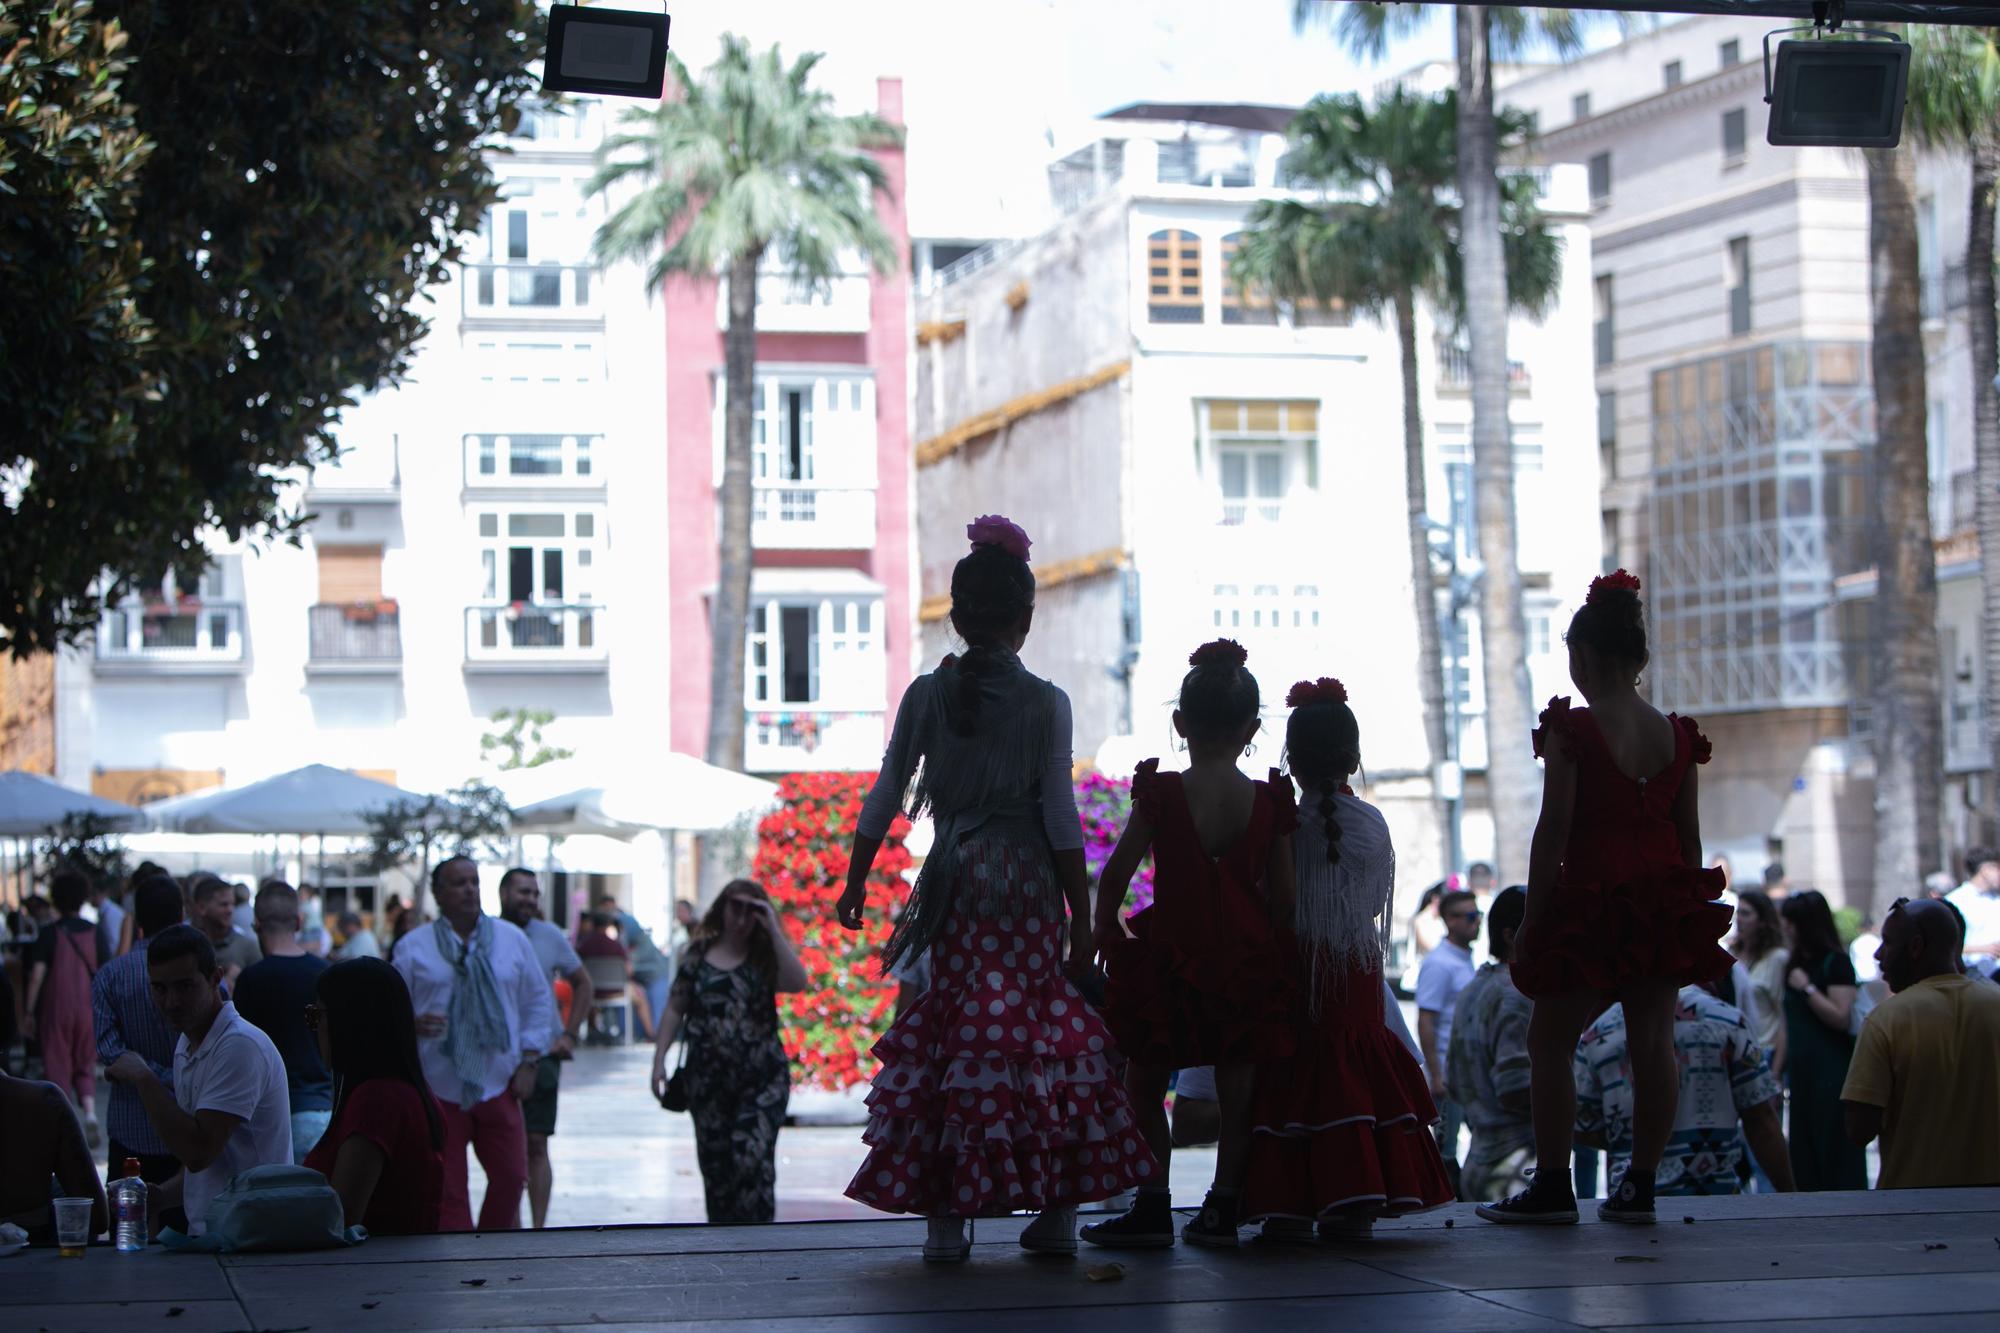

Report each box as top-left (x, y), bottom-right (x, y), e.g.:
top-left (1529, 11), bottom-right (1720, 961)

top-left (7, 1188), bottom-right (1999, 1332)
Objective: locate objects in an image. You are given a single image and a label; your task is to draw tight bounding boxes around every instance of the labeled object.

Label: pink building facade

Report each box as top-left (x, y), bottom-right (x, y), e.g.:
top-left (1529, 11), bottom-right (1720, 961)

top-left (663, 79), bottom-right (913, 774)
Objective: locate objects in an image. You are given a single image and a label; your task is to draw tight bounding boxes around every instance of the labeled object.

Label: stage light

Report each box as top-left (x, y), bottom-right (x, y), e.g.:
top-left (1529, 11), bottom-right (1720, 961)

top-left (1763, 17), bottom-right (1910, 148)
top-left (542, 4), bottom-right (670, 99)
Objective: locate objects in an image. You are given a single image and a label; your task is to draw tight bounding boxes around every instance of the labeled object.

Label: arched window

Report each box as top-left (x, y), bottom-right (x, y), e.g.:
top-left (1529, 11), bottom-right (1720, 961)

top-left (1219, 233), bottom-right (1277, 326)
top-left (1146, 229), bottom-right (1203, 323)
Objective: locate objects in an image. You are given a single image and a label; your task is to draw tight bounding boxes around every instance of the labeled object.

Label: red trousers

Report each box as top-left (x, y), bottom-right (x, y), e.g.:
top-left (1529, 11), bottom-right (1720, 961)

top-left (437, 1091), bottom-right (527, 1232)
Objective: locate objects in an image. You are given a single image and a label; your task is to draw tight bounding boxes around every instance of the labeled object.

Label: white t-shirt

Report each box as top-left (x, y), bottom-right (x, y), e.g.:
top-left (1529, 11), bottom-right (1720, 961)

top-left (1947, 884), bottom-right (2000, 975)
top-left (172, 1002), bottom-right (292, 1235)
top-left (1415, 939), bottom-right (1477, 1058)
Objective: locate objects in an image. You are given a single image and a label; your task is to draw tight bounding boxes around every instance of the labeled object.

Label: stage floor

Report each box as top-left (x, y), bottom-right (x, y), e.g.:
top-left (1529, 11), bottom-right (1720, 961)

top-left (9, 1187), bottom-right (1997, 1331)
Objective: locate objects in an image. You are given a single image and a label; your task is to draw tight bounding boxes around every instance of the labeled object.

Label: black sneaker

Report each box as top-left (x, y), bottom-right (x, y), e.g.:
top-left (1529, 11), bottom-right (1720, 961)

top-left (1474, 1175), bottom-right (1579, 1226)
top-left (1598, 1171), bottom-right (1656, 1225)
top-left (1080, 1193), bottom-right (1175, 1249)
top-left (1181, 1190), bottom-right (1241, 1249)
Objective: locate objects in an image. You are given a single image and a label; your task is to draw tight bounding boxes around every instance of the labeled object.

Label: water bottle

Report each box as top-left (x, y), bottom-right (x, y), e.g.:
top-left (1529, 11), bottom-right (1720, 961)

top-left (114, 1158), bottom-right (146, 1252)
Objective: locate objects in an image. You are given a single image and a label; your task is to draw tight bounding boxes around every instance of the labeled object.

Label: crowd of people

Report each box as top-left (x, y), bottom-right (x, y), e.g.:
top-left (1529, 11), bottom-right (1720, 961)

top-left (5, 511), bottom-right (1998, 1258)
top-left (1, 854), bottom-right (703, 1244)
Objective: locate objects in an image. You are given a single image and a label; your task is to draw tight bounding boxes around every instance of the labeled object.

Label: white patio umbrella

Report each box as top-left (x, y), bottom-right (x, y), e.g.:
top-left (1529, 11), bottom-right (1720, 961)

top-left (0, 771), bottom-right (149, 837)
top-left (145, 764), bottom-right (434, 836)
top-left (510, 753), bottom-right (779, 837)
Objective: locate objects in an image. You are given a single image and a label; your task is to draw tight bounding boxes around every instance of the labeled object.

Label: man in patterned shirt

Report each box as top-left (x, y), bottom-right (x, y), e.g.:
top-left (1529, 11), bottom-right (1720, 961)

top-left (1448, 887), bottom-right (1535, 1202)
top-left (1573, 979), bottom-right (1795, 1195)
top-left (91, 875), bottom-right (188, 1187)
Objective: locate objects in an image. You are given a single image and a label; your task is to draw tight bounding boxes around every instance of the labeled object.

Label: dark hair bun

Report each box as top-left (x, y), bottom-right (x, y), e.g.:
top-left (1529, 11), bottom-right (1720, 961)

top-left (1566, 570), bottom-right (1648, 668)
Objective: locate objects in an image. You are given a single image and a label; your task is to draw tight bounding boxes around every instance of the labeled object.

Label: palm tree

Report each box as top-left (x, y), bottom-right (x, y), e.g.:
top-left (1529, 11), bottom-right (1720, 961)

top-left (589, 37), bottom-right (902, 772)
top-left (1907, 26), bottom-right (2000, 844)
top-left (1863, 130), bottom-right (1945, 914)
top-left (1231, 89), bottom-right (1562, 882)
top-left (1296, 3), bottom-right (1600, 880)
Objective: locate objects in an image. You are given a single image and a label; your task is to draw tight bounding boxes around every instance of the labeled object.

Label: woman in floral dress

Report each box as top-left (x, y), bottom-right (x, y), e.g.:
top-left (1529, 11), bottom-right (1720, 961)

top-left (650, 879), bottom-right (807, 1223)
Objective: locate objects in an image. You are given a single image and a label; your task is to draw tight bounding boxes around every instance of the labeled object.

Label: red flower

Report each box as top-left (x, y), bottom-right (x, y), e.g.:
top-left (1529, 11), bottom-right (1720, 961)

top-left (966, 514), bottom-right (1032, 560)
top-left (1588, 569), bottom-right (1642, 603)
top-left (1682, 716), bottom-right (1713, 766)
top-left (1285, 677), bottom-right (1348, 709)
top-left (1188, 638), bottom-right (1248, 669)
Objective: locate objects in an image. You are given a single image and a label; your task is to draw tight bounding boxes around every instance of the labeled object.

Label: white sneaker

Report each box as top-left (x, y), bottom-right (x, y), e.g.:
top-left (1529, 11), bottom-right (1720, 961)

top-left (1019, 1206), bottom-right (1078, 1255)
top-left (923, 1216), bottom-right (971, 1263)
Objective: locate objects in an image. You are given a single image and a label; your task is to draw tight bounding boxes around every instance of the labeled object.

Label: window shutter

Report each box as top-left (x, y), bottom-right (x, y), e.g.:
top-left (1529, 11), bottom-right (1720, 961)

top-left (317, 546), bottom-right (384, 604)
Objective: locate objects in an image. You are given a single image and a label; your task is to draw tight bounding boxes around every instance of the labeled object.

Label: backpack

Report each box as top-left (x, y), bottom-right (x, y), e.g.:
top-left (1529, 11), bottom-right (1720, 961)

top-left (160, 1164), bottom-right (366, 1253)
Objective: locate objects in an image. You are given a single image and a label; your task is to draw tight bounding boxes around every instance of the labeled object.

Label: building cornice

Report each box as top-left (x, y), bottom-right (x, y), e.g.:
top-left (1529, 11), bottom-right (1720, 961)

top-left (1533, 60), bottom-right (1765, 150)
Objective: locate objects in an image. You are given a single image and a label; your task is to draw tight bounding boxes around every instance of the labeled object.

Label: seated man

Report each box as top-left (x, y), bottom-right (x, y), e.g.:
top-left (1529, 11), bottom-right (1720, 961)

top-left (103, 925), bottom-right (291, 1237)
top-left (1843, 897), bottom-right (2000, 1188)
top-left (0, 1068), bottom-right (107, 1243)
top-left (1574, 977), bottom-right (1793, 1197)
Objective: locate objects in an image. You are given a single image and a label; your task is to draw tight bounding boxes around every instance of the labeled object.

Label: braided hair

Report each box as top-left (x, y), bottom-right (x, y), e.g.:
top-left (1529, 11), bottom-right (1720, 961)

top-left (943, 541), bottom-right (1036, 735)
top-left (1568, 568), bottom-right (1648, 669)
top-left (1284, 678), bottom-right (1361, 865)
top-left (1177, 639), bottom-right (1260, 744)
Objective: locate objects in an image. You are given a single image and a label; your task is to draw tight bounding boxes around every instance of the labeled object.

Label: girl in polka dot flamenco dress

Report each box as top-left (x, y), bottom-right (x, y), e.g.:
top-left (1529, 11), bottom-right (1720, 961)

top-left (1083, 639), bottom-right (1299, 1250)
top-left (1477, 571), bottom-right (1733, 1228)
top-left (1242, 677), bottom-right (1454, 1242)
top-left (835, 516), bottom-right (1159, 1263)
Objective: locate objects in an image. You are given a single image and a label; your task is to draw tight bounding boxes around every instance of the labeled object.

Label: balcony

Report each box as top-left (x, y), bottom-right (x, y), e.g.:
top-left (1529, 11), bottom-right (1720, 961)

top-left (743, 708), bottom-right (887, 773)
top-left (1218, 498), bottom-right (1285, 527)
top-left (464, 603), bottom-right (607, 672)
top-left (96, 602), bottom-right (246, 672)
top-left (751, 483), bottom-right (877, 550)
top-left (307, 603), bottom-right (401, 674)
top-left (718, 272), bottom-right (870, 334)
top-left (463, 263), bottom-right (600, 319)
top-left (1436, 341), bottom-right (1531, 395)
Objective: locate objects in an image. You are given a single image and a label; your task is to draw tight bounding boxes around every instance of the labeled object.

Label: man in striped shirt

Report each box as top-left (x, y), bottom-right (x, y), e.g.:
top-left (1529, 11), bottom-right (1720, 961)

top-left (92, 875), bottom-right (187, 1186)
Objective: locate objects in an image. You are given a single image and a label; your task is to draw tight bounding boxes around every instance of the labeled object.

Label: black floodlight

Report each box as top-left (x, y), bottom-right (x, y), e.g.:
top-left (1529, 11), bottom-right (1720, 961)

top-left (1763, 22), bottom-right (1910, 147)
top-left (543, 4), bottom-right (670, 99)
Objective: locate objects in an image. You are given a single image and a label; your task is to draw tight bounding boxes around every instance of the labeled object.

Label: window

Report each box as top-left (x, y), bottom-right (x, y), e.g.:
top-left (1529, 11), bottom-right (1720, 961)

top-left (1147, 229), bottom-right (1203, 322)
top-left (1572, 91), bottom-right (1592, 120)
top-left (1918, 194), bottom-right (1944, 318)
top-left (466, 434), bottom-right (600, 484)
top-left (1663, 60), bottom-right (1684, 89)
top-left (470, 178), bottom-right (592, 308)
top-left (1720, 38), bottom-right (1741, 67)
top-left (1726, 236), bottom-right (1752, 336)
top-left (1219, 233), bottom-right (1277, 326)
top-left (1722, 108), bottom-right (1747, 162)
top-left (1598, 392), bottom-right (1617, 479)
top-left (316, 546), bottom-right (383, 604)
top-left (1588, 151), bottom-right (1612, 207)
top-left (1201, 399), bottom-right (1318, 525)
top-left (474, 508), bottom-right (602, 607)
top-left (760, 386), bottom-right (816, 482)
top-left (746, 598), bottom-right (879, 707)
top-left (1601, 509), bottom-right (1621, 573)
top-left (1594, 275), bottom-right (1615, 367)
top-left (1527, 613), bottom-right (1553, 658)
top-left (1210, 584), bottom-right (1320, 633)
top-left (472, 340), bottom-right (601, 384)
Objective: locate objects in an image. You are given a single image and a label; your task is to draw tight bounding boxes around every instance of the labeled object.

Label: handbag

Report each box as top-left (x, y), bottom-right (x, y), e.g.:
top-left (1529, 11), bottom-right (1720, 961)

top-left (656, 1019), bottom-right (691, 1112)
top-left (159, 1164), bottom-right (365, 1253)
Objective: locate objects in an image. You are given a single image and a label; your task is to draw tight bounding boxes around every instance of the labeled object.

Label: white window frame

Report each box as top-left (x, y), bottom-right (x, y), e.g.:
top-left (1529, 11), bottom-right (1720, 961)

top-left (473, 506), bottom-right (604, 608)
top-left (744, 595), bottom-right (882, 710)
top-left (1199, 400), bottom-right (1318, 527)
top-left (465, 433), bottom-right (602, 485)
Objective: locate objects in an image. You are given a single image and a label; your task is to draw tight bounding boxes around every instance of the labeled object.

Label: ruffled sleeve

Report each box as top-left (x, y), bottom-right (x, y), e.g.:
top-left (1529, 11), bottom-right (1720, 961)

top-left (1130, 758), bottom-right (1162, 822)
top-left (1265, 768), bottom-right (1298, 837)
top-left (1531, 695), bottom-right (1575, 762)
top-left (1675, 714), bottom-right (1714, 765)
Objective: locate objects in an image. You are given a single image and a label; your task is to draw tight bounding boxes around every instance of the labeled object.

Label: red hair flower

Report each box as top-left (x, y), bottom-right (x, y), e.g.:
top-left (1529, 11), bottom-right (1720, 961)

top-left (967, 514), bottom-right (1032, 561)
top-left (1286, 677), bottom-right (1349, 708)
top-left (1189, 638), bottom-right (1248, 669)
top-left (1588, 569), bottom-right (1642, 603)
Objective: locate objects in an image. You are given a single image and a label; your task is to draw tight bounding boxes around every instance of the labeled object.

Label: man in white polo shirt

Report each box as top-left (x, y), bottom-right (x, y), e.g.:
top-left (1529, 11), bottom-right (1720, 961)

top-left (103, 924), bottom-right (290, 1237)
top-left (395, 856), bottom-right (553, 1232)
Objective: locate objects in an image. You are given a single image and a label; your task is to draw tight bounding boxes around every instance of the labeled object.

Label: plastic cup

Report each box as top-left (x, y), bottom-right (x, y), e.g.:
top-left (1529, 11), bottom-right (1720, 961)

top-left (54, 1196), bottom-right (93, 1256)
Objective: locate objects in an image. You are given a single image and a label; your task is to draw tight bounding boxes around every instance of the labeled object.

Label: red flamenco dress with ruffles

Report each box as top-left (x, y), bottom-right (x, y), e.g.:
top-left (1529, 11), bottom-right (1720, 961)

top-left (1244, 791), bottom-right (1454, 1223)
top-left (1101, 760), bottom-right (1298, 1069)
top-left (1512, 698), bottom-right (1735, 1000)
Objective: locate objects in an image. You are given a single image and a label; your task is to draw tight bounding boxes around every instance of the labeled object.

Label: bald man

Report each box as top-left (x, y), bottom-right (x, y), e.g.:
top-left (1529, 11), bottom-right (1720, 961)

top-left (1841, 898), bottom-right (2000, 1189)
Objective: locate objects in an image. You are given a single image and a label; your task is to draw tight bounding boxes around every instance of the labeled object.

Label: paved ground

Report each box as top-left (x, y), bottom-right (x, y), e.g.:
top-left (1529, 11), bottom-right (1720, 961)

top-left (11, 1187), bottom-right (1996, 1330)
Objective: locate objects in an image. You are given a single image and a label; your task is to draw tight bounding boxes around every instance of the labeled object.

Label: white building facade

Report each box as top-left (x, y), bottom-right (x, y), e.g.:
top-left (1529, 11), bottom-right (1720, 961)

top-left (914, 104), bottom-right (1602, 923)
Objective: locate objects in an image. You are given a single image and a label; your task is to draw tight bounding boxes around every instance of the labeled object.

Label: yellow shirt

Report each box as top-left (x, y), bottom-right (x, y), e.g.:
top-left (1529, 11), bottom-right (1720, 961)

top-left (1840, 974), bottom-right (2000, 1189)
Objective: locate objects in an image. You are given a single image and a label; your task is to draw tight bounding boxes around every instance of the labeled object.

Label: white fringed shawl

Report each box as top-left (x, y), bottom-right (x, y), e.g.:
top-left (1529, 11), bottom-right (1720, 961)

top-left (1292, 786), bottom-right (1396, 1013)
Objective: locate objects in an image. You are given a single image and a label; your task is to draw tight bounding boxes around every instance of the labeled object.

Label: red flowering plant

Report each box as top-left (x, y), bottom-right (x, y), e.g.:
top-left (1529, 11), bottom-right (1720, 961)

top-left (753, 772), bottom-right (913, 1091)
top-left (1077, 770), bottom-right (1154, 914)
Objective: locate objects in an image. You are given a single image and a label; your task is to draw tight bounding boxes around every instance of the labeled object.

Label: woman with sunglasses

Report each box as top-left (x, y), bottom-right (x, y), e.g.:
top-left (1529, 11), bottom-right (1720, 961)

top-left (301, 958), bottom-right (445, 1233)
top-left (648, 879), bottom-right (806, 1224)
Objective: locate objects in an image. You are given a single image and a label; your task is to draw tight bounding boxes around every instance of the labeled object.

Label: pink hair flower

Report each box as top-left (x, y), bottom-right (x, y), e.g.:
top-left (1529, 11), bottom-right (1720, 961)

top-left (967, 515), bottom-right (1032, 561)
top-left (1588, 569), bottom-right (1642, 603)
top-left (1285, 677), bottom-right (1349, 708)
top-left (1189, 638), bottom-right (1249, 669)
